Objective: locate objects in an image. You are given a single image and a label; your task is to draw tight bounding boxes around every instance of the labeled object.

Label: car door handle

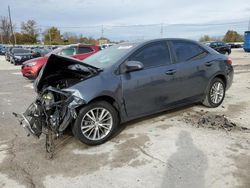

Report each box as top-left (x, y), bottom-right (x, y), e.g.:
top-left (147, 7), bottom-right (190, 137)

top-left (205, 62), bottom-right (213, 67)
top-left (165, 69), bottom-right (176, 75)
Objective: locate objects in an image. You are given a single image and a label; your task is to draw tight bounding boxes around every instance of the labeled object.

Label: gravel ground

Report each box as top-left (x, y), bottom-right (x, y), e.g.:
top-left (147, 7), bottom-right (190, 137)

top-left (0, 49), bottom-right (249, 188)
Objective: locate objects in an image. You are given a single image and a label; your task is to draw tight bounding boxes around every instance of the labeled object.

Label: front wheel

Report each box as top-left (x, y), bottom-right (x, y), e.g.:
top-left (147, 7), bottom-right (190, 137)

top-left (72, 101), bottom-right (119, 145)
top-left (203, 78), bottom-right (225, 108)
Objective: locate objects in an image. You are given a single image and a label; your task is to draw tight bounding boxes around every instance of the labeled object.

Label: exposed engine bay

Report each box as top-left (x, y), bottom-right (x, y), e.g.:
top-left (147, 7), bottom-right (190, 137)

top-left (14, 54), bottom-right (101, 158)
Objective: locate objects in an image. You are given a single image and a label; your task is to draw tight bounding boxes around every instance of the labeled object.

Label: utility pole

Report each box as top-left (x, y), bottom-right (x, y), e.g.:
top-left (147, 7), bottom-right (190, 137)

top-left (248, 20), bottom-right (250, 31)
top-left (8, 5), bottom-right (15, 46)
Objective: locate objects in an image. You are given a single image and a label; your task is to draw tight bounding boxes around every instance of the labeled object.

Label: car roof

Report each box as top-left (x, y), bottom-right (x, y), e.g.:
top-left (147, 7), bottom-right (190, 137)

top-left (119, 38), bottom-right (202, 48)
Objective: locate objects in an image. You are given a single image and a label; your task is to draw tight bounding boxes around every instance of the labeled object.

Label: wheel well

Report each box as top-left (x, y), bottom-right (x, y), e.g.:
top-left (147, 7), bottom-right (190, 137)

top-left (90, 96), bottom-right (121, 121)
top-left (215, 74), bottom-right (227, 86)
top-left (89, 96), bottom-right (120, 114)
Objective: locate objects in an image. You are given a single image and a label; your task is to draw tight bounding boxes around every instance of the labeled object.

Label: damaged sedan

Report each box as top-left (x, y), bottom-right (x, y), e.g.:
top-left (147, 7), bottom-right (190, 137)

top-left (15, 38), bottom-right (234, 150)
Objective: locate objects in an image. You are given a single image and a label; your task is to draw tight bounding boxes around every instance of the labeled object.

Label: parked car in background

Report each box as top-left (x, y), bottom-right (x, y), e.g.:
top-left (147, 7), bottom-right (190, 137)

top-left (32, 48), bottom-right (52, 57)
top-left (19, 38), bottom-right (234, 145)
top-left (0, 45), bottom-right (7, 55)
top-left (100, 43), bottom-right (115, 49)
top-left (5, 47), bottom-right (14, 61)
top-left (21, 44), bottom-right (101, 79)
top-left (9, 48), bottom-right (36, 65)
top-left (228, 43), bottom-right (242, 48)
top-left (208, 41), bottom-right (231, 55)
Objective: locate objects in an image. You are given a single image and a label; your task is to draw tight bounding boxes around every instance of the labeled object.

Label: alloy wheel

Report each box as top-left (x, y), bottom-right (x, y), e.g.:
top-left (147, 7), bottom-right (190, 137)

top-left (210, 82), bottom-right (224, 104)
top-left (80, 107), bottom-right (113, 141)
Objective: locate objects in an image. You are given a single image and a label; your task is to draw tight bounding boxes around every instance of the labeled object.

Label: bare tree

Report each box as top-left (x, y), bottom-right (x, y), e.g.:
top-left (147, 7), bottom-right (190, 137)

top-left (0, 16), bottom-right (11, 44)
top-left (21, 20), bottom-right (39, 43)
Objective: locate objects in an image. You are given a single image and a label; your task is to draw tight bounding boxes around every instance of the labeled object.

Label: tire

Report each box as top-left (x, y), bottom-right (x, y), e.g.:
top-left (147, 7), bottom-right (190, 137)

top-left (203, 78), bottom-right (225, 108)
top-left (72, 101), bottom-right (119, 145)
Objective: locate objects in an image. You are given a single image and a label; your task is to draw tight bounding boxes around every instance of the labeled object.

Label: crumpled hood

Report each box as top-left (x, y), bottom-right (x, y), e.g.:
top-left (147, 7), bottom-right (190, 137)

top-left (34, 54), bottom-right (100, 92)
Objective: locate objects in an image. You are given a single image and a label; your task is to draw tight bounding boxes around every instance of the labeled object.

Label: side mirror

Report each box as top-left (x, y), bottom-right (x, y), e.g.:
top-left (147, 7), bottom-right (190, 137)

top-left (124, 61), bottom-right (144, 73)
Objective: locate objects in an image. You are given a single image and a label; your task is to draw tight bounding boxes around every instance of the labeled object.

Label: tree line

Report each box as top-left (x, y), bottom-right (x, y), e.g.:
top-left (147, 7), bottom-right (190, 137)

top-left (0, 17), bottom-right (110, 45)
top-left (0, 16), bottom-right (245, 45)
top-left (199, 30), bottom-right (244, 43)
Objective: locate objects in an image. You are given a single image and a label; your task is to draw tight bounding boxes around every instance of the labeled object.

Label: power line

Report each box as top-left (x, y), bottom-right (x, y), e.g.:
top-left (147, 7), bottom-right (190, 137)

top-left (12, 20), bottom-right (248, 31)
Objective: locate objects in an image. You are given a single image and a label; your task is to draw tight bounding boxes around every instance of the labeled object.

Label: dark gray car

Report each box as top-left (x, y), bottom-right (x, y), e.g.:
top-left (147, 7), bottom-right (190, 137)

top-left (15, 38), bottom-right (234, 147)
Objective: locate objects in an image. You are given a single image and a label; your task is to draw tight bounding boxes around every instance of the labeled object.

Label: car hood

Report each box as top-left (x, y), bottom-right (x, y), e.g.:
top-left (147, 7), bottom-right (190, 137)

top-left (23, 56), bottom-right (48, 65)
top-left (34, 54), bottom-right (101, 92)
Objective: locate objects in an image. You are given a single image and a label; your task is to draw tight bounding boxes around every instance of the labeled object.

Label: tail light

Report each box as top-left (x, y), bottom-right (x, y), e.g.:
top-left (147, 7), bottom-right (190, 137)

top-left (227, 57), bottom-right (232, 65)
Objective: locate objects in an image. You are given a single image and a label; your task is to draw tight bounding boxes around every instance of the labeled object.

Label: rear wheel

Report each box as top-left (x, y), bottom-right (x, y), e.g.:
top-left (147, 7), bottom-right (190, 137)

top-left (72, 101), bottom-right (119, 145)
top-left (203, 78), bottom-right (225, 107)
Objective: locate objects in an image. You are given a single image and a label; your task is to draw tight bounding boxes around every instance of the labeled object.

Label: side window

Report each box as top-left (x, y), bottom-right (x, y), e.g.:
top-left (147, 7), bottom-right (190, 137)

top-left (77, 47), bottom-right (93, 54)
top-left (129, 42), bottom-right (171, 68)
top-left (59, 47), bottom-right (76, 56)
top-left (218, 42), bottom-right (224, 46)
top-left (172, 41), bottom-right (207, 62)
top-left (210, 42), bottom-right (216, 47)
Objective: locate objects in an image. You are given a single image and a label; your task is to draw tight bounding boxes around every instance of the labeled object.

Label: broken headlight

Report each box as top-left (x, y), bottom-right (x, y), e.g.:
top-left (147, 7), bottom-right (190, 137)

top-left (42, 92), bottom-right (55, 109)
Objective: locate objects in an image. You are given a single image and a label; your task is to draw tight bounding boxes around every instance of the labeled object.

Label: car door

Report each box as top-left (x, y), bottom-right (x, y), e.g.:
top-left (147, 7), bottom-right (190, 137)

top-left (169, 40), bottom-right (210, 101)
top-left (121, 41), bottom-right (178, 118)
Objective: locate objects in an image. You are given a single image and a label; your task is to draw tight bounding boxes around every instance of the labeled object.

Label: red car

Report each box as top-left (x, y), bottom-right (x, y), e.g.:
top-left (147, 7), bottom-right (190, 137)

top-left (21, 44), bottom-right (101, 79)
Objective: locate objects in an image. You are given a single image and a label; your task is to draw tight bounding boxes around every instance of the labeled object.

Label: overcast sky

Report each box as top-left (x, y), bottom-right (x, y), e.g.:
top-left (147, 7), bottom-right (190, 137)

top-left (0, 0), bottom-right (250, 40)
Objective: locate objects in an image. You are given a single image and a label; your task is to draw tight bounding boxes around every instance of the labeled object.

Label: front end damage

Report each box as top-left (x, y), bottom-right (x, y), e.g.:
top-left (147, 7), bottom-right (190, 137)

top-left (14, 54), bottom-right (100, 158)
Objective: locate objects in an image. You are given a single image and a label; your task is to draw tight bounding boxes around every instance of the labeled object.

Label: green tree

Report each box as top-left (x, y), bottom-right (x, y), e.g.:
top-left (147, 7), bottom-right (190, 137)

top-left (199, 35), bottom-right (212, 42)
top-left (79, 36), bottom-right (89, 44)
top-left (44, 27), bottom-right (62, 45)
top-left (223, 30), bottom-right (243, 42)
top-left (62, 32), bottom-right (79, 44)
top-left (20, 20), bottom-right (38, 43)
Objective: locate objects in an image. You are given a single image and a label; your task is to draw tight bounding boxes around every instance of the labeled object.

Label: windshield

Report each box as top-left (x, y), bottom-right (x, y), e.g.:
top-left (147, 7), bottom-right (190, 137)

top-left (83, 44), bottom-right (135, 69)
top-left (12, 48), bottom-right (30, 53)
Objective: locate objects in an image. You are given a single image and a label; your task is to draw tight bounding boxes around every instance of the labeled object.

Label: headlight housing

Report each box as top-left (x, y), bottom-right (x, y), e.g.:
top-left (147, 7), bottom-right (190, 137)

top-left (42, 92), bottom-right (55, 110)
top-left (26, 61), bottom-right (37, 67)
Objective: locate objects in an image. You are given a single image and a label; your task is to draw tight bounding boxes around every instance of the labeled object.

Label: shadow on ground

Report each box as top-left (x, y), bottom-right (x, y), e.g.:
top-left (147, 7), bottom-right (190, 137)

top-left (161, 131), bottom-right (208, 188)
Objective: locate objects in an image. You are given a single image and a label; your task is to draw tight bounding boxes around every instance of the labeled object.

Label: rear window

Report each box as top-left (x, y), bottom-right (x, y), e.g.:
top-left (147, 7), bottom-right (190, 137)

top-left (172, 41), bottom-right (207, 62)
top-left (59, 47), bottom-right (76, 56)
top-left (77, 47), bottom-right (93, 54)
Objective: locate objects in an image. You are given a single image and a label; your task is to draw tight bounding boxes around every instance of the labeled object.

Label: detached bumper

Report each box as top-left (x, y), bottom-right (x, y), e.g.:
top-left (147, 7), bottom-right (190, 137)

top-left (14, 87), bottom-right (86, 138)
top-left (13, 112), bottom-right (40, 138)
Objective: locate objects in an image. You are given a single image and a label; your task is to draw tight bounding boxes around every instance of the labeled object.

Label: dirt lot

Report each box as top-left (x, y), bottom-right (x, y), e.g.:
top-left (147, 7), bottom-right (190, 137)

top-left (0, 49), bottom-right (249, 188)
